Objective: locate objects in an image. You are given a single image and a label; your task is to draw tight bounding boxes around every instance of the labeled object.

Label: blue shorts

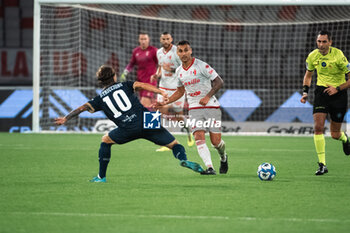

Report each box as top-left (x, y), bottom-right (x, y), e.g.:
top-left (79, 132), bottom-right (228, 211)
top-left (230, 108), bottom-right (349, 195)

top-left (108, 126), bottom-right (175, 146)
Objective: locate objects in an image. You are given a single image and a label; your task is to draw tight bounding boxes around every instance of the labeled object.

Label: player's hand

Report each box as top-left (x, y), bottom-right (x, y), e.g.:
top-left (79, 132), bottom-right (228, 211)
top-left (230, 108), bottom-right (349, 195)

top-left (300, 93), bottom-right (308, 103)
top-left (152, 101), bottom-right (165, 109)
top-left (199, 96), bottom-right (210, 106)
top-left (324, 85), bottom-right (337, 96)
top-left (119, 73), bottom-right (127, 82)
top-left (54, 117), bottom-right (67, 125)
top-left (150, 74), bottom-right (159, 82)
top-left (160, 90), bottom-right (169, 103)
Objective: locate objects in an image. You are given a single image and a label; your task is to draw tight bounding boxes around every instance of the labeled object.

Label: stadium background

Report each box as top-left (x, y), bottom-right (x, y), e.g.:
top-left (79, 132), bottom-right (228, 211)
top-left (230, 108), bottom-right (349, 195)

top-left (0, 2), bottom-right (350, 133)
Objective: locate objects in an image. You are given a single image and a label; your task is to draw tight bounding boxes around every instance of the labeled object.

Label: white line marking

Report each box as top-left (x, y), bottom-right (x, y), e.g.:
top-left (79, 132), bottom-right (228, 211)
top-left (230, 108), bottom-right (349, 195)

top-left (4, 212), bottom-right (350, 223)
top-left (5, 212), bottom-right (229, 220)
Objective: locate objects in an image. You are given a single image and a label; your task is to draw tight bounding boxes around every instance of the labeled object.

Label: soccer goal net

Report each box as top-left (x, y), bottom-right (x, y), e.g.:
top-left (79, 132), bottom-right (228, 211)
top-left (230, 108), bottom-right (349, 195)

top-left (33, 0), bottom-right (350, 135)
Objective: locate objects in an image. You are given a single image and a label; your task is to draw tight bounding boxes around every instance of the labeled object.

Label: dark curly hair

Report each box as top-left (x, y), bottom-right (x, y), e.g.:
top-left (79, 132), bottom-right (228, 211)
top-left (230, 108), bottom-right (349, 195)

top-left (96, 65), bottom-right (116, 87)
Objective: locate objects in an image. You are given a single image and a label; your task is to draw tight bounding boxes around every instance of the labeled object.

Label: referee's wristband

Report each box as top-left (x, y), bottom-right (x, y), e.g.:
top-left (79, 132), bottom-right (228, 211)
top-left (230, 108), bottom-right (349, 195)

top-left (302, 85), bottom-right (309, 95)
top-left (336, 86), bottom-right (341, 92)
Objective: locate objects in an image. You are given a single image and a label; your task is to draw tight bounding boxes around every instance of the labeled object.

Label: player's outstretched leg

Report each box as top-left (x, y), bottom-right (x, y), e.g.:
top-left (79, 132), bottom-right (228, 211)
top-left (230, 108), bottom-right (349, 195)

top-left (172, 143), bottom-right (203, 173)
top-left (90, 142), bottom-right (111, 183)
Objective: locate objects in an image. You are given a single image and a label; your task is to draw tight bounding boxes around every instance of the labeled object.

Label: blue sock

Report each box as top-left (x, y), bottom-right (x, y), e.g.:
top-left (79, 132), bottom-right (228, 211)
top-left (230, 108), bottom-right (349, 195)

top-left (172, 144), bottom-right (187, 161)
top-left (98, 142), bottom-right (112, 178)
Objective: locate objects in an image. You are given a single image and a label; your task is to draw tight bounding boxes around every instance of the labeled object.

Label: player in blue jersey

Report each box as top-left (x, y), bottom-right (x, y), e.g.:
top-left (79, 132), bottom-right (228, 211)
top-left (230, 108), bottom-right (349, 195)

top-left (54, 65), bottom-right (204, 182)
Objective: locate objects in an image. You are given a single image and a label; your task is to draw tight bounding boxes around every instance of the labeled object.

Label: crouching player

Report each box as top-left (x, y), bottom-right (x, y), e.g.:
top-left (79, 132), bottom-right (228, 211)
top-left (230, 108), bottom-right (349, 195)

top-left (55, 65), bottom-right (203, 182)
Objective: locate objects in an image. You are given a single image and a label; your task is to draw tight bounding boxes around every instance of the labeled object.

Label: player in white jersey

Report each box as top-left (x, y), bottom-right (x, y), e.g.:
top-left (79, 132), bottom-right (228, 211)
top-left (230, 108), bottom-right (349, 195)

top-left (151, 32), bottom-right (194, 152)
top-left (157, 40), bottom-right (228, 175)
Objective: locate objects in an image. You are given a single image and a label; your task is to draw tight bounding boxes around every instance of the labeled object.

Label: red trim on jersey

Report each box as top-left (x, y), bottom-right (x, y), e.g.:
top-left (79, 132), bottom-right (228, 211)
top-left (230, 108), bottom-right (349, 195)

top-left (182, 58), bottom-right (195, 71)
top-left (163, 44), bottom-right (173, 54)
top-left (159, 87), bottom-right (176, 91)
top-left (188, 106), bottom-right (220, 110)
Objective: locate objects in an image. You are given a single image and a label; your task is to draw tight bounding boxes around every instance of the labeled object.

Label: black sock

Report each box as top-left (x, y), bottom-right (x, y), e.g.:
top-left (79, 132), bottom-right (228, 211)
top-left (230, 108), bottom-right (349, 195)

top-left (172, 144), bottom-right (187, 161)
top-left (98, 142), bottom-right (112, 178)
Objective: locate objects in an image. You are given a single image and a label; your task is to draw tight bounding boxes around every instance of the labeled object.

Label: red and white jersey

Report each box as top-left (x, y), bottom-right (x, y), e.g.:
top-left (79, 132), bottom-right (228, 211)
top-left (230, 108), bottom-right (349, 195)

top-left (176, 58), bottom-right (220, 110)
top-left (157, 44), bottom-right (182, 90)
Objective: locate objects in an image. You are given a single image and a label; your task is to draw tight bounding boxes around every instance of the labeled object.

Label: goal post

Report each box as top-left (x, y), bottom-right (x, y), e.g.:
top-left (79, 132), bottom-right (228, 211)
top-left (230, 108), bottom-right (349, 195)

top-left (33, 0), bottom-right (350, 135)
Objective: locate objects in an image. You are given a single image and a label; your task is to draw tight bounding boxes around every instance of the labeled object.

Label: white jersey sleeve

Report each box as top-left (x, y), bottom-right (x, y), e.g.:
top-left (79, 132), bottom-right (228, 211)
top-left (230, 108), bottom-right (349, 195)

top-left (199, 61), bottom-right (218, 81)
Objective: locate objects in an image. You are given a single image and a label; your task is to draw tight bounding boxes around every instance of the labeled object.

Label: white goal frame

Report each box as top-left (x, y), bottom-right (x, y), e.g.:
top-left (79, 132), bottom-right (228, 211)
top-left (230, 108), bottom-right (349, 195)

top-left (32, 0), bottom-right (350, 132)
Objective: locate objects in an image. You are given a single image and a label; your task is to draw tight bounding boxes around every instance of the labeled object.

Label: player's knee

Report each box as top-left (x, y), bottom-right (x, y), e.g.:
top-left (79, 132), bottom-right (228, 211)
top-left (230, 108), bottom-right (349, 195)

top-left (166, 139), bottom-right (178, 149)
top-left (193, 131), bottom-right (205, 141)
top-left (314, 125), bottom-right (324, 134)
top-left (211, 138), bottom-right (221, 147)
top-left (101, 134), bottom-right (115, 144)
top-left (212, 139), bottom-right (224, 148)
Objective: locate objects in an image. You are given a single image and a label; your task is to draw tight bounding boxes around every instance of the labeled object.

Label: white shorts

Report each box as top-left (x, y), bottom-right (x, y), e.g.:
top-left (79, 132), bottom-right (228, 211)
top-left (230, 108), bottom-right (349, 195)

top-left (157, 88), bottom-right (185, 113)
top-left (188, 108), bottom-right (222, 133)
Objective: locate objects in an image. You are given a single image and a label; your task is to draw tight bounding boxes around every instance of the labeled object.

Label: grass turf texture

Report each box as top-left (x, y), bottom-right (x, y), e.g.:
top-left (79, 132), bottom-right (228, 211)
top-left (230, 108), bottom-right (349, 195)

top-left (1, 133), bottom-right (350, 233)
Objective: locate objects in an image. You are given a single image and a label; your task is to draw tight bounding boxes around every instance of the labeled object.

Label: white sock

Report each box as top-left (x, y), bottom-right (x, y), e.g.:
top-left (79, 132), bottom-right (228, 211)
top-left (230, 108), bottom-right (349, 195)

top-left (196, 140), bottom-right (213, 168)
top-left (215, 140), bottom-right (227, 162)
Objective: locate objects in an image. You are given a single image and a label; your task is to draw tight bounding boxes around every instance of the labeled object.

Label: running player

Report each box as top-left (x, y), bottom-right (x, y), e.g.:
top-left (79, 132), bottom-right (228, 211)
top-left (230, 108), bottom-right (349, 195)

top-left (55, 65), bottom-right (204, 182)
top-left (151, 32), bottom-right (194, 151)
top-left (157, 40), bottom-right (228, 175)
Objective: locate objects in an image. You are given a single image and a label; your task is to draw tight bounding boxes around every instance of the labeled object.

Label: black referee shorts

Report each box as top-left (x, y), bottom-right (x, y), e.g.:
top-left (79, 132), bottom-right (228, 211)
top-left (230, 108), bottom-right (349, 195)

top-left (313, 85), bottom-right (348, 123)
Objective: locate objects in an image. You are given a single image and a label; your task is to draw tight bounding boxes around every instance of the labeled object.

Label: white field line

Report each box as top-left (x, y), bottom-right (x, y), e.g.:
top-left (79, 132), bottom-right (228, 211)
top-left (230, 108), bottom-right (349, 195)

top-left (6, 211), bottom-right (228, 220)
top-left (4, 212), bottom-right (350, 223)
top-left (228, 148), bottom-right (314, 152)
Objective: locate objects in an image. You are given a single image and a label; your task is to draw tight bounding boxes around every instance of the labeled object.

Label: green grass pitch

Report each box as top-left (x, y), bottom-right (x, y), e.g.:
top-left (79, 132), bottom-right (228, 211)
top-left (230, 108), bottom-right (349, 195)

top-left (1, 133), bottom-right (350, 233)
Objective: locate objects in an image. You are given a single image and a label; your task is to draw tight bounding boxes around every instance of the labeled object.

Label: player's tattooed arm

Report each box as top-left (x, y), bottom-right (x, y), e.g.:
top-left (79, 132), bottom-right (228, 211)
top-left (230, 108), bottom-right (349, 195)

top-left (54, 103), bottom-right (92, 125)
top-left (199, 76), bottom-right (223, 106)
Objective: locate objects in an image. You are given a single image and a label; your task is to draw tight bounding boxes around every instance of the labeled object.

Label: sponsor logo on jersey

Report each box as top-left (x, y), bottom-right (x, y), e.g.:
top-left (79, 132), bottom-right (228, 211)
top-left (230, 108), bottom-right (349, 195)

top-left (143, 110), bottom-right (161, 129)
top-left (321, 62), bottom-right (327, 67)
top-left (183, 78), bottom-right (200, 86)
top-left (188, 91), bottom-right (201, 97)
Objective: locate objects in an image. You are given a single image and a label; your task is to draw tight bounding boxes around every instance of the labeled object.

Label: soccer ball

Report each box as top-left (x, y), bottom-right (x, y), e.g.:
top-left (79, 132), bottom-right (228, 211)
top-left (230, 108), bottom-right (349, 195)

top-left (257, 163), bottom-right (276, 181)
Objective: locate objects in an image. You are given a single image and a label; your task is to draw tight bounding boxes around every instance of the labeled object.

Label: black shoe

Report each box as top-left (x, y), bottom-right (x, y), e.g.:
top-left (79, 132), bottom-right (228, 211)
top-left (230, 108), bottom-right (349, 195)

top-left (315, 162), bottom-right (328, 175)
top-left (342, 133), bottom-right (350, 155)
top-left (219, 156), bottom-right (228, 174)
top-left (200, 167), bottom-right (216, 175)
